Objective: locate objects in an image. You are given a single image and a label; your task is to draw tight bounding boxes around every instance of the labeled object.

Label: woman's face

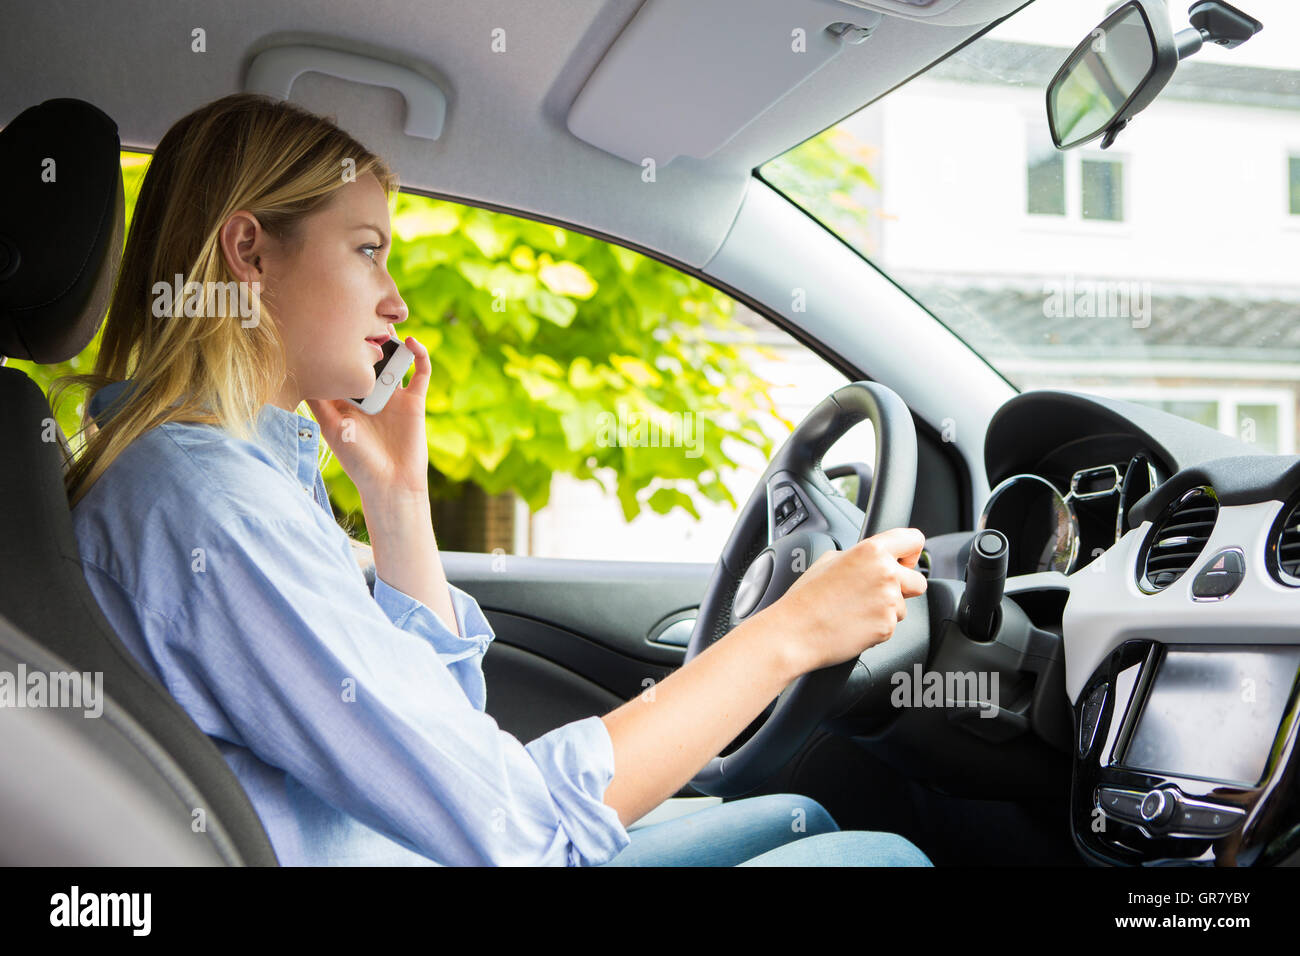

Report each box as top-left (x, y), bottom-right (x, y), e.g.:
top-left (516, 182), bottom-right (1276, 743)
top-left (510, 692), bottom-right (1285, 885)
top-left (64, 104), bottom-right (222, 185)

top-left (233, 172), bottom-right (408, 410)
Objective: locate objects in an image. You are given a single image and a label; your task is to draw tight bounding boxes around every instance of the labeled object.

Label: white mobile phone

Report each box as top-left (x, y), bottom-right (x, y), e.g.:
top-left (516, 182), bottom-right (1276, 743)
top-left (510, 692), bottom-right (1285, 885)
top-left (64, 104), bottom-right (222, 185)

top-left (347, 334), bottom-right (415, 414)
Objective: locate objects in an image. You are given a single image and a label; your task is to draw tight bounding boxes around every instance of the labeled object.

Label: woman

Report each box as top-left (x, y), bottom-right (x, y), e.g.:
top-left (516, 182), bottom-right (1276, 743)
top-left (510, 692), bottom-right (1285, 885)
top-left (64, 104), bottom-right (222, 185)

top-left (57, 93), bottom-right (931, 866)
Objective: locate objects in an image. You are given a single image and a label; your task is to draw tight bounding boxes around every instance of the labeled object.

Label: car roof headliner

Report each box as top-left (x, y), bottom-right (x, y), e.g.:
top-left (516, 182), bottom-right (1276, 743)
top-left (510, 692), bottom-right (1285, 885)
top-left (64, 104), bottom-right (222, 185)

top-left (3, 0), bottom-right (1029, 268)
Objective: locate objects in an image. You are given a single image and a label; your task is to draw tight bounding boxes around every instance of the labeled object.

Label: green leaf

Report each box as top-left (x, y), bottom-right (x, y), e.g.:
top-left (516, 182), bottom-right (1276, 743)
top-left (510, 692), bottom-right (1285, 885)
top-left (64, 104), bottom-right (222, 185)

top-left (426, 419), bottom-right (469, 458)
top-left (615, 474), bottom-right (640, 523)
top-left (525, 288), bottom-right (578, 327)
top-left (462, 215), bottom-right (512, 258)
top-left (538, 259), bottom-right (597, 299)
top-left (567, 356), bottom-right (604, 390)
top-left (646, 487), bottom-right (701, 520)
top-left (609, 354), bottom-right (663, 388)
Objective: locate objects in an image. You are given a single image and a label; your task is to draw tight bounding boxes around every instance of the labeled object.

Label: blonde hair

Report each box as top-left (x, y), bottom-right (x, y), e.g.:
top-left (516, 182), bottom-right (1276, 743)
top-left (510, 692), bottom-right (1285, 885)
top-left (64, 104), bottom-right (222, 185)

top-left (54, 92), bottom-right (398, 509)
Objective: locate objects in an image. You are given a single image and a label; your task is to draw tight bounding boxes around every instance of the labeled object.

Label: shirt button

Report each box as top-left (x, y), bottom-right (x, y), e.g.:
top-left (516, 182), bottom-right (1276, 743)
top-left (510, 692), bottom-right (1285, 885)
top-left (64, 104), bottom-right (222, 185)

top-left (298, 427), bottom-right (312, 441)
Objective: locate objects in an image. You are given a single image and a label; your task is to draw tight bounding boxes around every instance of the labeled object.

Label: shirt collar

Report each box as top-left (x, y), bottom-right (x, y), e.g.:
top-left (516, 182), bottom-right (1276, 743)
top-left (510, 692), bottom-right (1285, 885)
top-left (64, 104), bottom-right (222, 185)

top-left (254, 401), bottom-right (322, 489)
top-left (88, 378), bottom-right (320, 484)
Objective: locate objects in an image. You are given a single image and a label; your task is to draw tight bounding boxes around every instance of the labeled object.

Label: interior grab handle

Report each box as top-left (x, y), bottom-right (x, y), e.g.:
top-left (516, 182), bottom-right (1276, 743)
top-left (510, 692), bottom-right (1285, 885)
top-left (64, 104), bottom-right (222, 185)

top-left (244, 45), bottom-right (447, 141)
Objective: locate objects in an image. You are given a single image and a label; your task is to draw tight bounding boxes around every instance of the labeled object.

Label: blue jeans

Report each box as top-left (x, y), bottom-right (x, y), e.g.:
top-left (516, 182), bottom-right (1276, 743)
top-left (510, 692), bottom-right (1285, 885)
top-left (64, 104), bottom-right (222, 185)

top-left (599, 793), bottom-right (931, 866)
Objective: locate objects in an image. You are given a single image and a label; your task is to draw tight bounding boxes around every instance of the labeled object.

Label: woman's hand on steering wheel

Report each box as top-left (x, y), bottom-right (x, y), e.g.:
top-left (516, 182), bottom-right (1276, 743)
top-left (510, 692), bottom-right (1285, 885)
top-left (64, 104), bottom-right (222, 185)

top-left (755, 527), bottom-right (928, 677)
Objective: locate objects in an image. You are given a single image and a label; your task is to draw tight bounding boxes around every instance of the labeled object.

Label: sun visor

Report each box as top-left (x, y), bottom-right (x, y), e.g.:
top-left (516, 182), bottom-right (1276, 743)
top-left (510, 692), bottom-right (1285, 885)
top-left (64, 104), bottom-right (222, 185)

top-left (565, 0), bottom-right (1026, 166)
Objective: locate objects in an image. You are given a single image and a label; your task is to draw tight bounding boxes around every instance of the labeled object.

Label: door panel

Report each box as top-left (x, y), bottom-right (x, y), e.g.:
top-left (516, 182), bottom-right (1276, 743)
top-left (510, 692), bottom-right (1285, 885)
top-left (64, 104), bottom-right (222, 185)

top-left (446, 552), bottom-right (715, 800)
top-left (443, 552), bottom-right (710, 685)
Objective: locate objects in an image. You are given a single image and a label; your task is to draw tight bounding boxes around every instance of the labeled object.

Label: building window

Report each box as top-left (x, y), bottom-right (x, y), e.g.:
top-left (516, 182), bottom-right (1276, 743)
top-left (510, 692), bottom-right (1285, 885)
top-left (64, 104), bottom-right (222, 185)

top-left (1024, 120), bottom-right (1066, 215)
top-left (1027, 123), bottom-right (1066, 216)
top-left (1121, 392), bottom-right (1292, 455)
top-left (1237, 402), bottom-right (1281, 452)
top-left (1081, 157), bottom-right (1124, 221)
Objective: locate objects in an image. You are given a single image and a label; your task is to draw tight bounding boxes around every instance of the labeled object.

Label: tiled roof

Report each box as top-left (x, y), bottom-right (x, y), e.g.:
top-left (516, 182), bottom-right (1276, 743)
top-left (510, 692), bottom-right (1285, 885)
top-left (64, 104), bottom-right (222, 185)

top-left (894, 273), bottom-right (1300, 363)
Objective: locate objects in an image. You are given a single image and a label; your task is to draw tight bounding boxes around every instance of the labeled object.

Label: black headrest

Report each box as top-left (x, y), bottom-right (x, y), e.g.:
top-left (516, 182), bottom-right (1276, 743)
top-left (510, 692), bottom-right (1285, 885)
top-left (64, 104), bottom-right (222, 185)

top-left (0, 98), bottom-right (124, 363)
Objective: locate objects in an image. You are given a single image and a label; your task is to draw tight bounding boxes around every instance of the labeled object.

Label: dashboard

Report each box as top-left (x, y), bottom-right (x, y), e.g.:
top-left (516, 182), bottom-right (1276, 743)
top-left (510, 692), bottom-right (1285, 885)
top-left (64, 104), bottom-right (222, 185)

top-left (973, 390), bottom-right (1300, 865)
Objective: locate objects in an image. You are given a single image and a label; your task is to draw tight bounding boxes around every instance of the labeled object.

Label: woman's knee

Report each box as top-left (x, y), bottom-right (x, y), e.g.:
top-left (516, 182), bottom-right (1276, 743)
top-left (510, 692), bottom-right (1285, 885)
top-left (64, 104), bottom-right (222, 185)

top-left (738, 792), bottom-right (839, 836)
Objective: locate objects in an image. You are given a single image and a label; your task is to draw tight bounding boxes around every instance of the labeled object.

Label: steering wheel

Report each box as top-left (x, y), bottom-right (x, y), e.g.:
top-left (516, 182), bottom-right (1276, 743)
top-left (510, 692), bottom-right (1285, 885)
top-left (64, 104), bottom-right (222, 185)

top-left (684, 380), bottom-right (923, 798)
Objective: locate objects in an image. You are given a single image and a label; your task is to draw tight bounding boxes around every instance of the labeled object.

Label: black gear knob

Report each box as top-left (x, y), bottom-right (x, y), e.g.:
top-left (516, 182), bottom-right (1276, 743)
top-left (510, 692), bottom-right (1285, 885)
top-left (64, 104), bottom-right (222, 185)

top-left (959, 529), bottom-right (1008, 642)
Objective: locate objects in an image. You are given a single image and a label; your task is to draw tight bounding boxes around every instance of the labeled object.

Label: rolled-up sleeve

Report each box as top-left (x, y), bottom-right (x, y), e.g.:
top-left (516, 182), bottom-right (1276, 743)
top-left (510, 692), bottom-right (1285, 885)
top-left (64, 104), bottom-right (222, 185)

top-left (168, 510), bottom-right (631, 866)
top-left (372, 576), bottom-right (494, 710)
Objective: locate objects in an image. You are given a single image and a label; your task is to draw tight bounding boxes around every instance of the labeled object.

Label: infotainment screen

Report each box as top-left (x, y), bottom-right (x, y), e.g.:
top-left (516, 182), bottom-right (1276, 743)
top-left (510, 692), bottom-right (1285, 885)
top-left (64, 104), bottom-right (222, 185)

top-left (1121, 646), bottom-right (1300, 786)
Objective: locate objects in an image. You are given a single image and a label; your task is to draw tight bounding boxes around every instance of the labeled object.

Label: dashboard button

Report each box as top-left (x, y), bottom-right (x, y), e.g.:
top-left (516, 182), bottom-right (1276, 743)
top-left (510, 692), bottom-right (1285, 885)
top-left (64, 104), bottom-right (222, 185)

top-left (1172, 800), bottom-right (1244, 836)
top-left (1191, 548), bottom-right (1245, 600)
top-left (1096, 786), bottom-right (1145, 823)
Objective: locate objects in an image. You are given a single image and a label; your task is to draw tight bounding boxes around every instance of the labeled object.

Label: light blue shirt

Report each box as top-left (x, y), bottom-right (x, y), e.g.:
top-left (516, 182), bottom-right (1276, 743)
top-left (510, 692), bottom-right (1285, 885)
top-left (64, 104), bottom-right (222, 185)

top-left (71, 379), bottom-right (631, 866)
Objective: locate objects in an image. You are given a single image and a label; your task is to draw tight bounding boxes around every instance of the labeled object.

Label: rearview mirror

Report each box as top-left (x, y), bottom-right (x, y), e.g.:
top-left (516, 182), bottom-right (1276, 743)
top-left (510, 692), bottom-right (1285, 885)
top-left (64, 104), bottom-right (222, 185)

top-left (1047, 0), bottom-right (1262, 150)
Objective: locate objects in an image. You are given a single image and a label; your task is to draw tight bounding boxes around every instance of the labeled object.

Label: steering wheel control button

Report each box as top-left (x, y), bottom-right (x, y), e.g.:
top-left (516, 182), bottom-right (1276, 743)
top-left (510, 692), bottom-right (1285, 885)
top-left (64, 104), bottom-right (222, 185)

top-left (771, 486), bottom-right (807, 537)
top-left (773, 487), bottom-right (797, 520)
top-left (733, 551), bottom-right (775, 619)
top-left (1191, 547), bottom-right (1245, 600)
top-left (1096, 787), bottom-right (1145, 823)
top-left (1140, 789), bottom-right (1175, 827)
top-left (1078, 682), bottom-right (1108, 758)
top-left (777, 508), bottom-right (807, 537)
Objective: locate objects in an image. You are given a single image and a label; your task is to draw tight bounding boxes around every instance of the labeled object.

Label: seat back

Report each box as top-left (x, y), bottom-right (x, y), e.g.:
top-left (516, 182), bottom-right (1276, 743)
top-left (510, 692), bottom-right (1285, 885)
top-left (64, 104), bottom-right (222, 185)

top-left (0, 99), bottom-right (277, 865)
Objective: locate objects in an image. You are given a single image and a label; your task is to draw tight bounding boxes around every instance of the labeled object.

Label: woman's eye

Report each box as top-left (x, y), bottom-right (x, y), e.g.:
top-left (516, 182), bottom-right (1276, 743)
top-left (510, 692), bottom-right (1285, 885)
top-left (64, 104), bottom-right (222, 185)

top-left (360, 244), bottom-right (380, 263)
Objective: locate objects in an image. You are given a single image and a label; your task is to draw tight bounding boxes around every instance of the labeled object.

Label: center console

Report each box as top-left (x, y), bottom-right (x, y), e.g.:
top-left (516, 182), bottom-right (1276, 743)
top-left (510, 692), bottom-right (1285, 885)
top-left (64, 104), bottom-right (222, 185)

top-left (1071, 639), bottom-right (1300, 865)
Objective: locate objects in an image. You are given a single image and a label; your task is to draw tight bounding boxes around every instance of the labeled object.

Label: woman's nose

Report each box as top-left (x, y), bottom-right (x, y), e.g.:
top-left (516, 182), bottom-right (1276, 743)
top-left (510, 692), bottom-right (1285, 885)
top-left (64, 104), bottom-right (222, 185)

top-left (382, 282), bottom-right (409, 325)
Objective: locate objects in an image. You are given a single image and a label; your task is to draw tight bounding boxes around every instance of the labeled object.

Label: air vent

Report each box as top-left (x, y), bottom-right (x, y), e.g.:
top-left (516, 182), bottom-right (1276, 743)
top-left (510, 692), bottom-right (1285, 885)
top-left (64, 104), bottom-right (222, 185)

top-left (1268, 497), bottom-right (1300, 586)
top-left (1139, 486), bottom-right (1219, 593)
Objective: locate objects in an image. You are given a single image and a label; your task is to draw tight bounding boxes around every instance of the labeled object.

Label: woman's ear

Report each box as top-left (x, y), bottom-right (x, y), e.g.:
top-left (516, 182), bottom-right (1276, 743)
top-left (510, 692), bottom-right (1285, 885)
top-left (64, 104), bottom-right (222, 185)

top-left (217, 210), bottom-right (269, 285)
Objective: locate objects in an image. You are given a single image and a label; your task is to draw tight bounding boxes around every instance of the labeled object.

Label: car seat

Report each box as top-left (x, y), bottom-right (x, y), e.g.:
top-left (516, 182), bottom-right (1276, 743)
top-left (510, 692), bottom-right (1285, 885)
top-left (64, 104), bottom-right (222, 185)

top-left (0, 98), bottom-right (277, 865)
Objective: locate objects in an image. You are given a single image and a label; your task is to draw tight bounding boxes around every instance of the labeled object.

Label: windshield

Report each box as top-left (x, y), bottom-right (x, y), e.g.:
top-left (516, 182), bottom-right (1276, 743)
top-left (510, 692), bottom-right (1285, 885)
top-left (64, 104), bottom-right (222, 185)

top-left (761, 0), bottom-right (1300, 455)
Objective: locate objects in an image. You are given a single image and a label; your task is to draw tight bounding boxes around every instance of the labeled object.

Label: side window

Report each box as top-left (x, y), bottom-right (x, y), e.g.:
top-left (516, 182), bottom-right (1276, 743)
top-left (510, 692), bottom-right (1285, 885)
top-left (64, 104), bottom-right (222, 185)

top-left (383, 193), bottom-right (872, 561)
top-left (527, 305), bottom-right (874, 561)
top-left (29, 155), bottom-right (874, 564)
